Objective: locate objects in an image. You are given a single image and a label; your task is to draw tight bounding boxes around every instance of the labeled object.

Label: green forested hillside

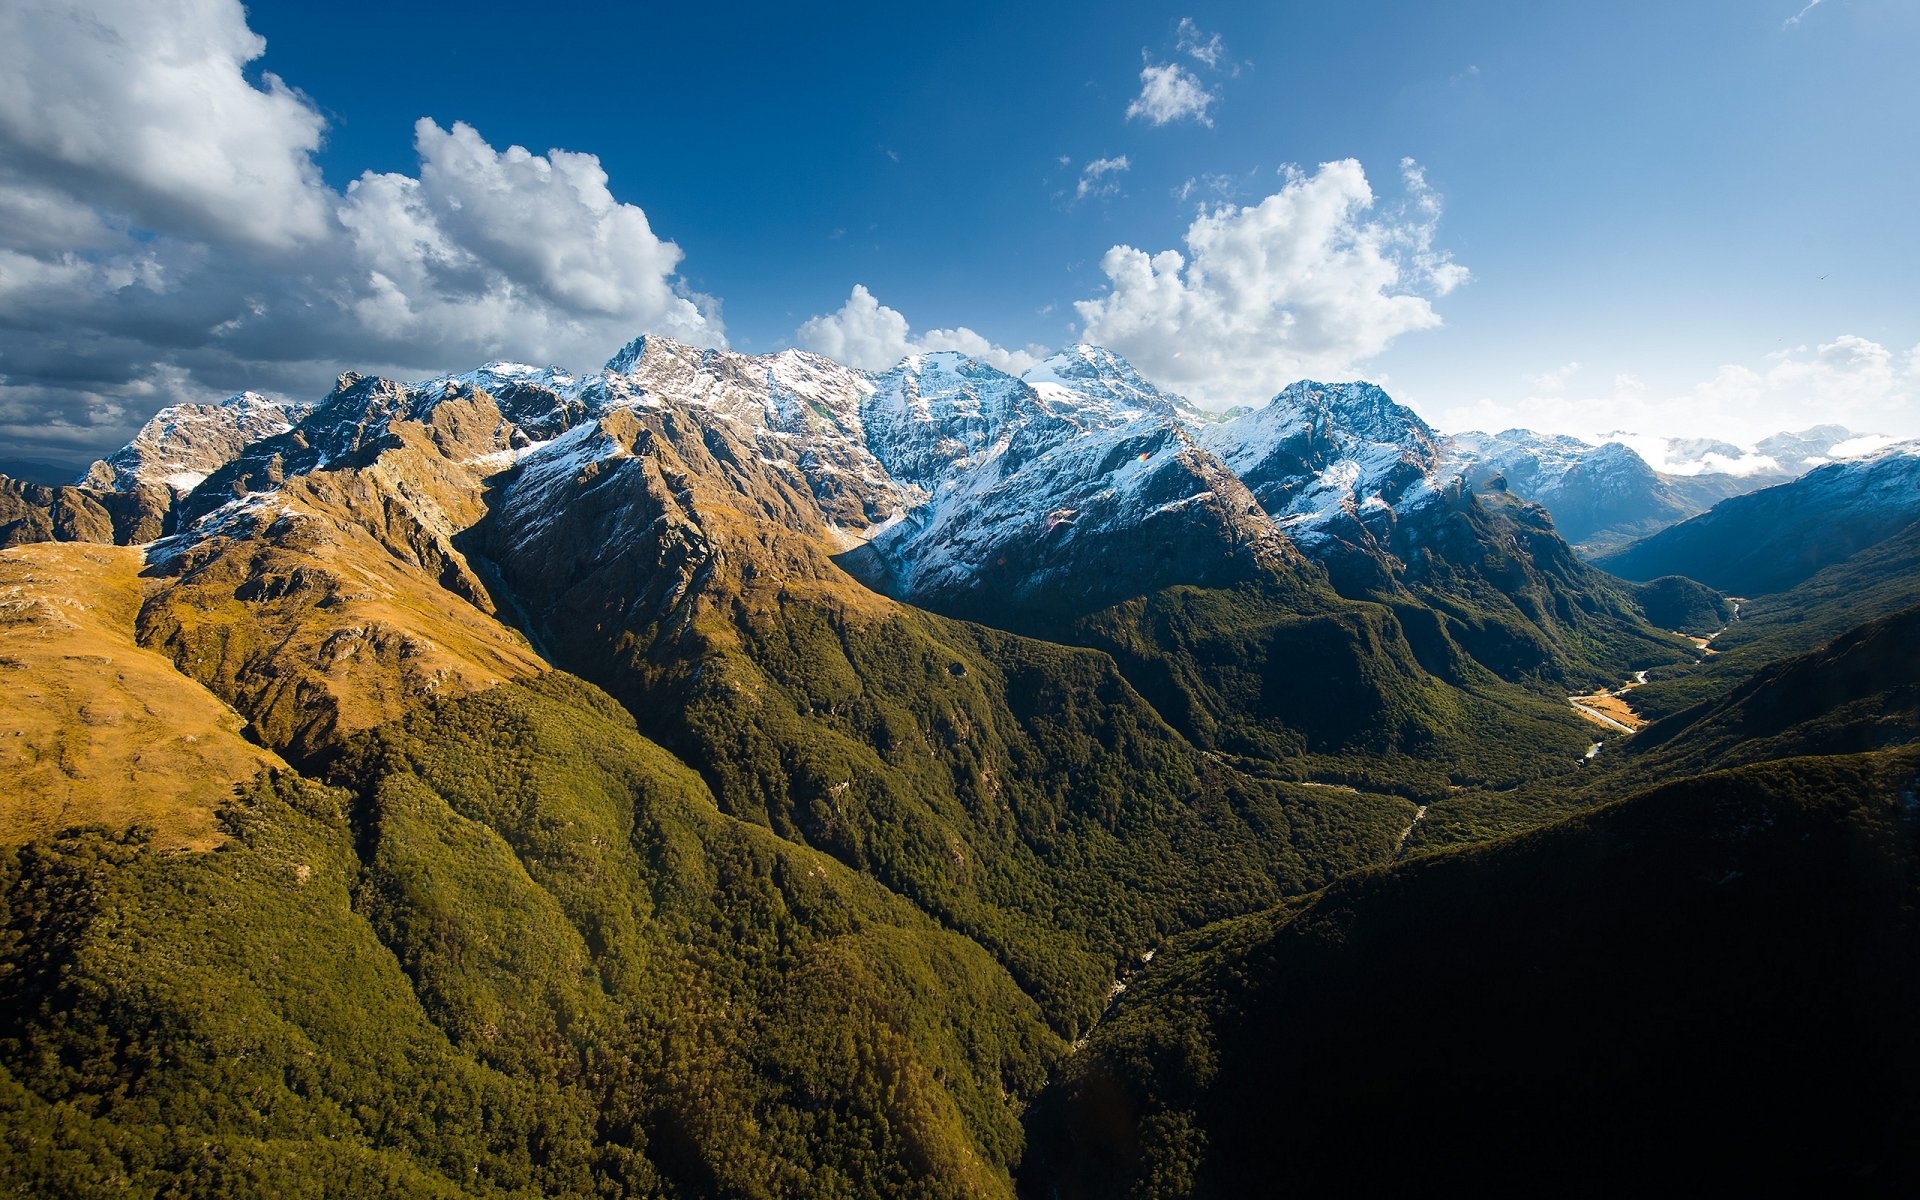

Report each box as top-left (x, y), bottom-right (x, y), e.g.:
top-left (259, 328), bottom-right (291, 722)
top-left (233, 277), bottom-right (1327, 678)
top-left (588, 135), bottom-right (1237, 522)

top-left (1622, 517), bottom-right (1920, 723)
top-left (1, 676), bottom-right (1065, 1197)
top-left (1624, 603), bottom-right (1920, 776)
top-left (1024, 747), bottom-right (1920, 1197)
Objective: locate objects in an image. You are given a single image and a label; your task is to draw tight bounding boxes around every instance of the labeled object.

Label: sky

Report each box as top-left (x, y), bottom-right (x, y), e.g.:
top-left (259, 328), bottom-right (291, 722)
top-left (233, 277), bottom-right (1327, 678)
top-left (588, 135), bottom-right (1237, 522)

top-left (0, 0), bottom-right (1916, 474)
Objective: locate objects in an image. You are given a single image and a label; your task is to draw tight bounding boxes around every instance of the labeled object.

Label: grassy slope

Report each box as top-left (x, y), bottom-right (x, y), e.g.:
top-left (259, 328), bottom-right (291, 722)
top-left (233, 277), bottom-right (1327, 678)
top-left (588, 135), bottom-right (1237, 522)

top-left (136, 418), bottom-right (550, 764)
top-left (0, 542), bottom-right (283, 850)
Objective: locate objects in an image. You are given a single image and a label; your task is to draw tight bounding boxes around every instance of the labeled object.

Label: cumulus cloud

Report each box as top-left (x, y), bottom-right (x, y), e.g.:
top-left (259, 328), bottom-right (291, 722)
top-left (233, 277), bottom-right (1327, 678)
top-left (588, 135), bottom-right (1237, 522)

top-left (1176, 18), bottom-right (1225, 67)
top-left (1432, 335), bottom-right (1920, 451)
top-left (1074, 155), bottom-right (1131, 202)
top-left (335, 118), bottom-right (719, 354)
top-left (1075, 158), bottom-right (1468, 406)
top-left (0, 0), bottom-right (721, 470)
top-left (0, 0), bottom-right (331, 249)
top-left (796, 285), bottom-right (1044, 374)
top-left (1126, 63), bottom-right (1216, 127)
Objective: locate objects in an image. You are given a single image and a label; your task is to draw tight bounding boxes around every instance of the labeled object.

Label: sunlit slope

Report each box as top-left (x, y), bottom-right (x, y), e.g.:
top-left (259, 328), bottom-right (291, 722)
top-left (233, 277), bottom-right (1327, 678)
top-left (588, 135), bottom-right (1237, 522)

top-left (0, 542), bottom-right (283, 850)
top-left (137, 396), bottom-right (550, 762)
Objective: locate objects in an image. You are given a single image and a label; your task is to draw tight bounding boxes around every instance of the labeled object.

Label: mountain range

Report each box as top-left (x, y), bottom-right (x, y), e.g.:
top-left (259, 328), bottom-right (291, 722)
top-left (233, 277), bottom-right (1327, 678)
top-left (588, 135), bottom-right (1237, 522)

top-left (1442, 422), bottom-right (1893, 553)
top-left (1, 337), bottom-right (1915, 1196)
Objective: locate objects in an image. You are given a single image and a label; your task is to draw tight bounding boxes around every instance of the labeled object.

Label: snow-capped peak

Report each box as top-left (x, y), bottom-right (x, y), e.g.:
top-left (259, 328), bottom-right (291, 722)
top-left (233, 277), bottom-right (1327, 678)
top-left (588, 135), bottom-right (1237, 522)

top-left (414, 361), bottom-right (580, 399)
top-left (1019, 344), bottom-right (1195, 424)
top-left (1193, 378), bottom-right (1448, 551)
top-left (603, 334), bottom-right (654, 376)
top-left (84, 389), bottom-right (311, 496)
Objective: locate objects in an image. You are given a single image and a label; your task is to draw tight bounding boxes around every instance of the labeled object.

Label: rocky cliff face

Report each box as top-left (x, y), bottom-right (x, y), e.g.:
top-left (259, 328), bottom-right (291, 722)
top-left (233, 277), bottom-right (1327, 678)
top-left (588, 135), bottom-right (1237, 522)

top-left (0, 475), bottom-right (171, 548)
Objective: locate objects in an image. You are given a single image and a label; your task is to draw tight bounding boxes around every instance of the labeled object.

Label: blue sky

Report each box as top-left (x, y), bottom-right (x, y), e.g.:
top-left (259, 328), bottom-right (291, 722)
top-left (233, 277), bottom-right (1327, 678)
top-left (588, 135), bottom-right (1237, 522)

top-left (1, 0), bottom-right (1915, 468)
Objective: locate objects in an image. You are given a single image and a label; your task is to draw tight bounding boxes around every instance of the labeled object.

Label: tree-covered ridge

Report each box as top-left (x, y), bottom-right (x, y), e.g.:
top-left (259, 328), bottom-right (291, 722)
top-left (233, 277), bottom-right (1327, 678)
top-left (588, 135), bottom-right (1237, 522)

top-left (1, 676), bottom-right (1066, 1197)
top-left (1024, 747), bottom-right (1920, 1197)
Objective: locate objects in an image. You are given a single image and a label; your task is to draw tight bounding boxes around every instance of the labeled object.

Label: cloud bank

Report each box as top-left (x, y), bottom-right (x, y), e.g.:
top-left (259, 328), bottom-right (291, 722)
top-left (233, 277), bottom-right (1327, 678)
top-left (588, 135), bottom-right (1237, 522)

top-left (1435, 335), bottom-right (1920, 451)
top-left (0, 0), bottom-right (720, 468)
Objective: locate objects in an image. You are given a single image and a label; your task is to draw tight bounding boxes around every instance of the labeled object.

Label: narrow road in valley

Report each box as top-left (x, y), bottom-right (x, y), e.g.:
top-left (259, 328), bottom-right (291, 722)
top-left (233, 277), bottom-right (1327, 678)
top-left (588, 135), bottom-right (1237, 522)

top-left (1569, 699), bottom-right (1637, 734)
top-left (1568, 662), bottom-right (1656, 741)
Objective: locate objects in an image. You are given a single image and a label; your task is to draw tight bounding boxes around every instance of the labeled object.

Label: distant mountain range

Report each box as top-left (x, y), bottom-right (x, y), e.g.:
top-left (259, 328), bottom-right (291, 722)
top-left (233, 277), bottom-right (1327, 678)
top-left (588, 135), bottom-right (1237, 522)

top-left (1443, 422), bottom-right (1898, 553)
top-left (1592, 443), bottom-right (1920, 596)
top-left (35, 352), bottom-right (1894, 567)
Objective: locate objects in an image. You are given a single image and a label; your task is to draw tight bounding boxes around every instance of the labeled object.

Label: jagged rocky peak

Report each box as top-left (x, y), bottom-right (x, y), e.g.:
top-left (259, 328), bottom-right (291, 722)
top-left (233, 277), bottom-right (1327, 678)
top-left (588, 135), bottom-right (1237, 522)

top-left (1197, 378), bottom-right (1442, 523)
top-left (83, 389), bottom-right (311, 496)
top-left (299, 372), bottom-right (417, 451)
top-left (1450, 427), bottom-right (1595, 461)
top-left (851, 394), bottom-right (1295, 621)
top-left (540, 334), bottom-right (915, 533)
top-left (1272, 379), bottom-right (1439, 450)
top-left (594, 333), bottom-right (875, 434)
top-left (601, 333), bottom-right (652, 376)
top-left (1019, 344), bottom-right (1194, 423)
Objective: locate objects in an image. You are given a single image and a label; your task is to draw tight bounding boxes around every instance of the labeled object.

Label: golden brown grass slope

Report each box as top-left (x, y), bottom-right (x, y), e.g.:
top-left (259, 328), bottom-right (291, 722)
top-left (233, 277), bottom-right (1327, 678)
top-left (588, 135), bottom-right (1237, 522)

top-left (137, 396), bottom-right (552, 763)
top-left (0, 542), bottom-right (284, 849)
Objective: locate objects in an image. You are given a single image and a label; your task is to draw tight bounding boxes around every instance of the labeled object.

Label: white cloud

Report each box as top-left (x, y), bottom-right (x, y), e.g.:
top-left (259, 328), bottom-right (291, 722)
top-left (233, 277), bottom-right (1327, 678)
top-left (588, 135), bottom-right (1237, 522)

top-left (795, 285), bottom-right (1044, 374)
top-left (1075, 158), bottom-right (1468, 407)
top-left (794, 285), bottom-right (913, 369)
top-left (1176, 18), bottom-right (1224, 68)
top-left (1433, 335), bottom-right (1919, 450)
top-left (336, 119), bottom-right (719, 353)
top-left (0, 0), bottom-right (331, 249)
top-left (1074, 155), bottom-right (1131, 202)
top-left (0, 0), bottom-right (722, 469)
top-left (1126, 63), bottom-right (1216, 127)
